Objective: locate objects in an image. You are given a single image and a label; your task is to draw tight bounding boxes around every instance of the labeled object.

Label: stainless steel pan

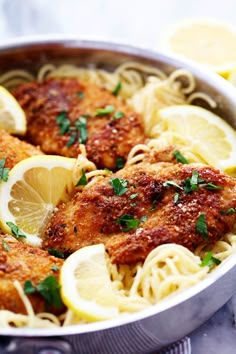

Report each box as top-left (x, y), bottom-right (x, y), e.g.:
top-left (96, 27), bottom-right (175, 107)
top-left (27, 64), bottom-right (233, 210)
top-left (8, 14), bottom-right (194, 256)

top-left (0, 37), bottom-right (236, 354)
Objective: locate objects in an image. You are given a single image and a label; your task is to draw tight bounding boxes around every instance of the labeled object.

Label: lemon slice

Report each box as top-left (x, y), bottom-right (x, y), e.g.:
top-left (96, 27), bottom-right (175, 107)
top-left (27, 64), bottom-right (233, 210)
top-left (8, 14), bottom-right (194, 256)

top-left (60, 244), bottom-right (118, 322)
top-left (0, 86), bottom-right (26, 135)
top-left (155, 105), bottom-right (236, 173)
top-left (0, 155), bottom-right (76, 246)
top-left (163, 19), bottom-right (236, 76)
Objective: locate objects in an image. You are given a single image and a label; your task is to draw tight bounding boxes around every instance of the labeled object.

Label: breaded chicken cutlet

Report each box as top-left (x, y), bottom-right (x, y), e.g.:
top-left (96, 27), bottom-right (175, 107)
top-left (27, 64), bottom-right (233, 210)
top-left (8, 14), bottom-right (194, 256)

top-left (0, 129), bottom-right (42, 169)
top-left (0, 234), bottom-right (63, 314)
top-left (12, 78), bottom-right (145, 170)
top-left (43, 162), bottom-right (236, 264)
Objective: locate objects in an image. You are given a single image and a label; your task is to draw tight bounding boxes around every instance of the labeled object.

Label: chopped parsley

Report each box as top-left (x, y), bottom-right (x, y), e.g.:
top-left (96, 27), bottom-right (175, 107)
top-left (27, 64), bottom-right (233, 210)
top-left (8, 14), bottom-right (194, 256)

top-left (149, 200), bottom-right (157, 211)
top-left (116, 214), bottom-right (140, 231)
top-left (75, 168), bottom-right (87, 186)
top-left (56, 111), bottom-right (70, 135)
top-left (116, 157), bottom-right (124, 170)
top-left (130, 202), bottom-right (136, 207)
top-left (0, 158), bottom-right (9, 183)
top-left (204, 182), bottom-right (222, 190)
top-left (48, 248), bottom-right (64, 259)
top-left (196, 213), bottom-right (208, 241)
top-left (173, 150), bottom-right (189, 164)
top-left (109, 178), bottom-right (129, 196)
top-left (140, 216), bottom-right (147, 223)
top-left (51, 265), bottom-right (60, 272)
top-left (112, 82), bottom-right (122, 96)
top-left (56, 111), bottom-right (88, 146)
top-left (77, 92), bottom-right (84, 99)
top-left (76, 116), bottom-right (88, 143)
top-left (2, 239), bottom-right (9, 252)
top-left (163, 180), bottom-right (183, 190)
top-left (24, 276), bottom-right (63, 308)
top-left (95, 105), bottom-right (115, 116)
top-left (220, 207), bottom-right (236, 215)
top-left (130, 193), bottom-right (138, 200)
top-left (200, 251), bottom-right (221, 269)
top-left (6, 222), bottom-right (26, 239)
top-left (174, 192), bottom-right (179, 204)
top-left (112, 111), bottom-right (124, 120)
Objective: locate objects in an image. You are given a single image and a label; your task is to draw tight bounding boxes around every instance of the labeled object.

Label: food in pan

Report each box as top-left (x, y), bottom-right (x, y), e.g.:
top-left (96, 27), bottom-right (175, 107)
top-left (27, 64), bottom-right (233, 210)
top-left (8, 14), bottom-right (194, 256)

top-left (0, 61), bottom-right (235, 327)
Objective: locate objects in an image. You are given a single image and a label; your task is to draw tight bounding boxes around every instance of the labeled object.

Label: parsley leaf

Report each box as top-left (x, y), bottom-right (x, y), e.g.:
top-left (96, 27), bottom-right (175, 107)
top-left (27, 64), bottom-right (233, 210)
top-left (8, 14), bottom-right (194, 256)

top-left (51, 265), bottom-right (60, 272)
top-left (2, 239), bottom-right (9, 252)
top-left (75, 168), bottom-right (87, 186)
top-left (173, 150), bottom-right (189, 164)
top-left (48, 248), bottom-right (64, 259)
top-left (200, 251), bottom-right (221, 269)
top-left (174, 192), bottom-right (179, 204)
top-left (36, 275), bottom-right (63, 308)
top-left (75, 116), bottom-right (88, 143)
top-left (112, 111), bottom-right (124, 120)
top-left (163, 180), bottom-right (183, 190)
top-left (183, 171), bottom-right (200, 193)
top-left (95, 105), bottom-right (115, 116)
top-left (24, 280), bottom-right (36, 295)
top-left (116, 157), bottom-right (124, 170)
top-left (66, 132), bottom-right (77, 147)
top-left (196, 213), bottom-right (208, 241)
top-left (204, 182), bottom-right (223, 191)
top-left (109, 178), bottom-right (129, 196)
top-left (220, 207), bottom-right (236, 215)
top-left (130, 193), bottom-right (138, 200)
top-left (0, 158), bottom-right (9, 182)
top-left (116, 214), bottom-right (140, 231)
top-left (56, 111), bottom-right (70, 135)
top-left (6, 222), bottom-right (26, 239)
top-left (77, 92), bottom-right (84, 99)
top-left (112, 82), bottom-right (122, 96)
top-left (149, 200), bottom-right (157, 211)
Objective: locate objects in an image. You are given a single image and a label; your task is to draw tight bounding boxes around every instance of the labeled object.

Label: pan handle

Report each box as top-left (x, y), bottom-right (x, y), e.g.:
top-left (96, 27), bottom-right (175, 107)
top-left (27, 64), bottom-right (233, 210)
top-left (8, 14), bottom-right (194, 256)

top-left (0, 337), bottom-right (73, 354)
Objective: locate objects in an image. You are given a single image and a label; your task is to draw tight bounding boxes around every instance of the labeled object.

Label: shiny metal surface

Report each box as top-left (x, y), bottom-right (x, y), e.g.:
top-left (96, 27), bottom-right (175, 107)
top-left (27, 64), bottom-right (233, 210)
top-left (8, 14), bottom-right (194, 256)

top-left (0, 37), bottom-right (236, 353)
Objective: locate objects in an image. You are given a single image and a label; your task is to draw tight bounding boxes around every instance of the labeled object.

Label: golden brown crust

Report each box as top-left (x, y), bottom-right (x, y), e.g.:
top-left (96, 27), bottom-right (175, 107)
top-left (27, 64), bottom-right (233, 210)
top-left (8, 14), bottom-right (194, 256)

top-left (43, 162), bottom-right (236, 264)
top-left (12, 78), bottom-right (145, 170)
top-left (0, 235), bottom-right (63, 314)
top-left (0, 129), bottom-right (42, 169)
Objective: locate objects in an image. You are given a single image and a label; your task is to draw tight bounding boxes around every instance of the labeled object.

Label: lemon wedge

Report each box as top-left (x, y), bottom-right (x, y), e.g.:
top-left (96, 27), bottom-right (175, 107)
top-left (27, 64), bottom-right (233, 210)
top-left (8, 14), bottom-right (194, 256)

top-left (163, 19), bottom-right (236, 76)
top-left (0, 155), bottom-right (76, 246)
top-left (60, 244), bottom-right (118, 322)
top-left (154, 105), bottom-right (236, 173)
top-left (0, 86), bottom-right (26, 135)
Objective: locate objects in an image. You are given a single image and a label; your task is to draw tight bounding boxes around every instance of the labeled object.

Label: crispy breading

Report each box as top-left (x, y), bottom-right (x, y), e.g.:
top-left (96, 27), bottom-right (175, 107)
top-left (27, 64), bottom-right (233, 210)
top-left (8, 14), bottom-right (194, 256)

top-left (43, 162), bottom-right (236, 264)
top-left (12, 78), bottom-right (145, 170)
top-left (0, 129), bottom-right (42, 169)
top-left (0, 235), bottom-right (63, 314)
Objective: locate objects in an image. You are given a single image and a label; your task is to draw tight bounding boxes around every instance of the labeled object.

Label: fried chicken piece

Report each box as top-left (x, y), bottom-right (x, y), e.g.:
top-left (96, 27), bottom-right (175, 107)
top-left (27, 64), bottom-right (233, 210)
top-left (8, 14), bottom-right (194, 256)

top-left (43, 162), bottom-right (236, 264)
top-left (12, 78), bottom-right (145, 170)
top-left (0, 234), bottom-right (63, 314)
top-left (0, 129), bottom-right (42, 169)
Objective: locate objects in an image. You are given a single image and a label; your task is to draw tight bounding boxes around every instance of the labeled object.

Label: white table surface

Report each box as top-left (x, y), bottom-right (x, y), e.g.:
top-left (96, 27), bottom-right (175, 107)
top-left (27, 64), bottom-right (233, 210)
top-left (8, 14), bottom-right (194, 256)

top-left (1, 0), bottom-right (236, 353)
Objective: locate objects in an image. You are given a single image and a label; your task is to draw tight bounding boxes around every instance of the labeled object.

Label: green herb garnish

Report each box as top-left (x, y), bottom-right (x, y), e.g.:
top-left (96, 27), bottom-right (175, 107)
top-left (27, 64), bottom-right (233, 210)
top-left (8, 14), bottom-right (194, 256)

top-left (163, 180), bottom-right (183, 190)
top-left (149, 200), bottom-right (157, 211)
top-left (112, 111), bottom-right (124, 120)
top-left (6, 222), bottom-right (26, 239)
top-left (2, 239), bottom-right (9, 252)
top-left (75, 168), bottom-right (87, 186)
top-left (24, 276), bottom-right (63, 308)
top-left (95, 105), bottom-right (115, 116)
top-left (48, 248), bottom-right (64, 259)
top-left (0, 158), bottom-right (9, 182)
top-left (196, 213), bottom-right (208, 241)
top-left (140, 216), bottom-right (147, 223)
top-left (56, 111), bottom-right (70, 135)
top-left (174, 192), bottom-right (179, 204)
top-left (51, 265), bottom-right (60, 272)
top-left (109, 178), bottom-right (129, 196)
top-left (220, 207), bottom-right (236, 215)
top-left (183, 171), bottom-right (201, 193)
top-left (116, 157), bottom-right (124, 170)
top-left (116, 214), bottom-right (140, 231)
top-left (130, 203), bottom-right (136, 207)
top-left (173, 150), bottom-right (189, 164)
top-left (66, 132), bottom-right (77, 147)
top-left (76, 116), bottom-right (88, 143)
top-left (77, 92), bottom-right (84, 99)
top-left (204, 182), bottom-right (222, 191)
top-left (112, 82), bottom-right (122, 96)
top-left (200, 251), bottom-right (221, 269)
top-left (130, 193), bottom-right (138, 200)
